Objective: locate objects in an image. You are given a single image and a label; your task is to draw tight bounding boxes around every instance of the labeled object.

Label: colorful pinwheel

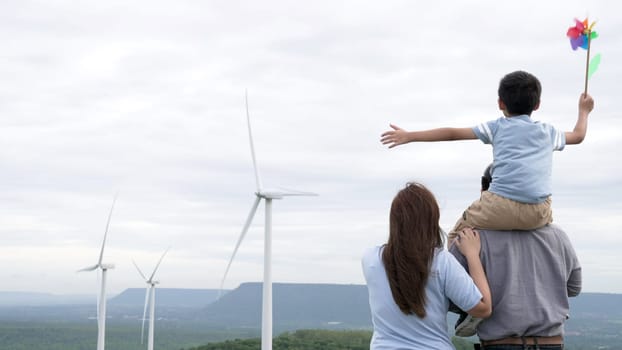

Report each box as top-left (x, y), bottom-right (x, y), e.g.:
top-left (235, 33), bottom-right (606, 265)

top-left (567, 18), bottom-right (598, 50)
top-left (566, 18), bottom-right (600, 94)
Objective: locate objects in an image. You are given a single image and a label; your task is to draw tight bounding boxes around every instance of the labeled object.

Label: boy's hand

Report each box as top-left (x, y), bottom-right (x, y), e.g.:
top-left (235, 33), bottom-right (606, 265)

top-left (381, 124), bottom-right (409, 148)
top-left (454, 228), bottom-right (481, 258)
top-left (579, 93), bottom-right (594, 114)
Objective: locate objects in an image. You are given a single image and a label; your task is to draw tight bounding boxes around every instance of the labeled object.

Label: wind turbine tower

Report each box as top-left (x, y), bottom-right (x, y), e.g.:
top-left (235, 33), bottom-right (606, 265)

top-left (78, 195), bottom-right (118, 350)
top-left (133, 248), bottom-right (169, 350)
top-left (220, 92), bottom-right (316, 350)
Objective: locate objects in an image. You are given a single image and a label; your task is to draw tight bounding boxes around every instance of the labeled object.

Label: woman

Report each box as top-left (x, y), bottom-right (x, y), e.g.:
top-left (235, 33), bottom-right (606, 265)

top-left (362, 182), bottom-right (491, 349)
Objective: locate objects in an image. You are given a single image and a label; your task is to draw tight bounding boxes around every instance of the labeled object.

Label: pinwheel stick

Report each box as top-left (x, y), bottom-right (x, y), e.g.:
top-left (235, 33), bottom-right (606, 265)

top-left (584, 30), bottom-right (592, 95)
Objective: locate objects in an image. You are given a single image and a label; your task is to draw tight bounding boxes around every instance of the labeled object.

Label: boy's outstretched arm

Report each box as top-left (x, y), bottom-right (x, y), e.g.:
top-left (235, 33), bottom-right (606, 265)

top-left (380, 124), bottom-right (477, 148)
top-left (565, 93), bottom-right (594, 145)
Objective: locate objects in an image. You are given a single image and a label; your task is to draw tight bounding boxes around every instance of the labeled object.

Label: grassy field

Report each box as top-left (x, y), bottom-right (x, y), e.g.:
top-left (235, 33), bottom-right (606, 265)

top-left (1, 317), bottom-right (622, 350)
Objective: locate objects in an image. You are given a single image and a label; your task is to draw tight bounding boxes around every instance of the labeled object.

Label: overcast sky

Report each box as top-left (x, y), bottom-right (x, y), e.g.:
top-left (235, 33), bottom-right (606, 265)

top-left (1, 0), bottom-right (620, 297)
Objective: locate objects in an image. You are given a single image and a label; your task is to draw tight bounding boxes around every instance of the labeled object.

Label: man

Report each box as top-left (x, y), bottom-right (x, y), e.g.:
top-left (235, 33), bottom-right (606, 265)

top-left (449, 164), bottom-right (582, 349)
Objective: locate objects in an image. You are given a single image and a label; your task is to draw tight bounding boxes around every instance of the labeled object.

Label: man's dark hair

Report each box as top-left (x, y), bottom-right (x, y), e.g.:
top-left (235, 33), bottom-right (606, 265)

top-left (481, 163), bottom-right (493, 191)
top-left (498, 71), bottom-right (541, 116)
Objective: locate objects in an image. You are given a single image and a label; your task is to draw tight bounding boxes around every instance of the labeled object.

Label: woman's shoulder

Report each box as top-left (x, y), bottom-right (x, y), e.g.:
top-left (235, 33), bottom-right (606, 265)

top-left (361, 246), bottom-right (385, 279)
top-left (363, 245), bottom-right (382, 254)
top-left (433, 247), bottom-right (451, 259)
top-left (431, 248), bottom-right (460, 268)
top-left (362, 245), bottom-right (383, 263)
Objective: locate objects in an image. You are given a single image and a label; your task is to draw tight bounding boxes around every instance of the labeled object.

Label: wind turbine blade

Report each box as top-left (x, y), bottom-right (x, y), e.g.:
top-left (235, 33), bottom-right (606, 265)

top-left (219, 196), bottom-right (261, 293)
top-left (97, 193), bottom-right (118, 266)
top-left (281, 192), bottom-right (318, 197)
top-left (272, 188), bottom-right (318, 197)
top-left (77, 264), bottom-right (99, 272)
top-left (132, 260), bottom-right (147, 281)
top-left (148, 247), bottom-right (170, 282)
top-left (141, 286), bottom-right (149, 344)
top-left (246, 90), bottom-right (263, 192)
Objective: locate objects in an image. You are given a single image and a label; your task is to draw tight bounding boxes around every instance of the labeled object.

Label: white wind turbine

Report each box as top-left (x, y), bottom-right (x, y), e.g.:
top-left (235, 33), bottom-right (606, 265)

top-left (133, 248), bottom-right (169, 350)
top-left (78, 195), bottom-right (118, 350)
top-left (220, 92), bottom-right (317, 350)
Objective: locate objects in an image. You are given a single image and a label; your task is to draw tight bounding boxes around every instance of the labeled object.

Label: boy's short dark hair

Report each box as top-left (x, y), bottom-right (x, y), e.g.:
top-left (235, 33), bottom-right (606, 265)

top-left (498, 71), bottom-right (541, 116)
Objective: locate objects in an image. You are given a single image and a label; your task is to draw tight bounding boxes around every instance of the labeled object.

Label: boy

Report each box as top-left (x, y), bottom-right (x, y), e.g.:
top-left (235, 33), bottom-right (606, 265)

top-left (381, 71), bottom-right (594, 245)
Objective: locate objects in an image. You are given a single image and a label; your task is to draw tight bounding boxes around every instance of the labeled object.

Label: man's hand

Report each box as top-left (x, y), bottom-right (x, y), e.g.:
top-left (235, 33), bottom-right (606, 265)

top-left (380, 124), bottom-right (409, 148)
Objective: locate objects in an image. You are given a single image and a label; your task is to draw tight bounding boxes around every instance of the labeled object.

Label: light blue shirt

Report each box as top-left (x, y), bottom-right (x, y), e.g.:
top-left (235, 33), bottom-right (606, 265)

top-left (362, 246), bottom-right (482, 350)
top-left (473, 115), bottom-right (565, 203)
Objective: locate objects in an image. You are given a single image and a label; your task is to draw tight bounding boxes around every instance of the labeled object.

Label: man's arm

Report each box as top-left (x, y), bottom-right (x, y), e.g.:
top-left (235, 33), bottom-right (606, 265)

top-left (380, 124), bottom-right (477, 149)
top-left (565, 93), bottom-right (594, 145)
top-left (567, 267), bottom-right (582, 297)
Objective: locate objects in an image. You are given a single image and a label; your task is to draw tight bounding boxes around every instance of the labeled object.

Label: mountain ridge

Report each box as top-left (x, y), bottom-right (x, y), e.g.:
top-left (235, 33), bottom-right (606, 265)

top-left (2, 284), bottom-right (621, 327)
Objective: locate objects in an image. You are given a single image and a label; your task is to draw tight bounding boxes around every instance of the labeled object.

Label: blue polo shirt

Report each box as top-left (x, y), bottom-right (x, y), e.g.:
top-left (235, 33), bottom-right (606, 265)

top-left (473, 115), bottom-right (565, 203)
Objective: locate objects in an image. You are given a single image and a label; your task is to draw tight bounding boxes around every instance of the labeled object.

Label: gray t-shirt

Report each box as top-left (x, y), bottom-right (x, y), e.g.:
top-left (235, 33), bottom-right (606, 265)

top-left (449, 224), bottom-right (581, 340)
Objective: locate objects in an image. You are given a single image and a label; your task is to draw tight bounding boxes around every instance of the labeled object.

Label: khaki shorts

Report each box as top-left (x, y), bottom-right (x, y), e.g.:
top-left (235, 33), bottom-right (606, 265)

top-left (448, 191), bottom-right (553, 244)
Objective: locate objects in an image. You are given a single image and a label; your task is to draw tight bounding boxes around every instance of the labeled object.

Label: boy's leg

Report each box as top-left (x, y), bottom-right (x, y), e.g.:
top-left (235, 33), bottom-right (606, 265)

top-left (455, 313), bottom-right (484, 337)
top-left (461, 192), bottom-right (552, 231)
top-left (448, 215), bottom-right (470, 248)
top-left (517, 196), bottom-right (553, 229)
top-left (448, 192), bottom-right (501, 247)
top-left (449, 300), bottom-right (481, 338)
top-left (448, 192), bottom-right (552, 247)
top-left (463, 191), bottom-right (516, 230)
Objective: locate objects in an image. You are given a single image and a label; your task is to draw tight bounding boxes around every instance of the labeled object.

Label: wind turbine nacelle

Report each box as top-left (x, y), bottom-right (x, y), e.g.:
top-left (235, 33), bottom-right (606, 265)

top-left (101, 263), bottom-right (115, 270)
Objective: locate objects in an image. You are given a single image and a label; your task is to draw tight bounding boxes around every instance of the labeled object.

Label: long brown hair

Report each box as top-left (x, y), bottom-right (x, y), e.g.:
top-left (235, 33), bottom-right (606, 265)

top-left (382, 182), bottom-right (444, 318)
